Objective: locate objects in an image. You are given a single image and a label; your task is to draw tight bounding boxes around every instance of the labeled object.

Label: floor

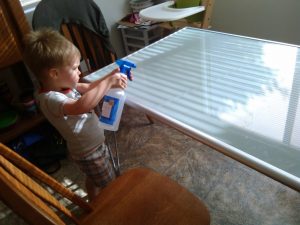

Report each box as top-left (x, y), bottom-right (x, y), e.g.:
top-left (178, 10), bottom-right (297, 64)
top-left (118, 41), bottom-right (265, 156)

top-left (1, 106), bottom-right (300, 225)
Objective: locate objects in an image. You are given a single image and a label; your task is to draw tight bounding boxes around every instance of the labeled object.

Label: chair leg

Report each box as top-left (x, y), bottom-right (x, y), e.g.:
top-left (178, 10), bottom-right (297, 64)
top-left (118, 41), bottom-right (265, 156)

top-left (146, 114), bottom-right (154, 124)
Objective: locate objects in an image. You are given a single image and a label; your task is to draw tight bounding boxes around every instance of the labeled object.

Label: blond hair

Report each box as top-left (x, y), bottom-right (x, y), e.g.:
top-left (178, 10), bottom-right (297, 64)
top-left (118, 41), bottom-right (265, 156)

top-left (23, 28), bottom-right (80, 81)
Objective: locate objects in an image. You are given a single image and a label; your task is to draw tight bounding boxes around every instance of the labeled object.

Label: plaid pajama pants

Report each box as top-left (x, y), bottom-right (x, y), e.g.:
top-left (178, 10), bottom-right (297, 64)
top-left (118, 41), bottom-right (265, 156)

top-left (73, 144), bottom-right (115, 188)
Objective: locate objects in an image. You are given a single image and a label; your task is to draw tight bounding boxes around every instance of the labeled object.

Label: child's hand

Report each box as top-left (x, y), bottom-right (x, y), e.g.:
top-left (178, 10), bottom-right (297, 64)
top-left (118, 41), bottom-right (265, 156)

top-left (110, 72), bottom-right (128, 89)
top-left (107, 68), bottom-right (134, 81)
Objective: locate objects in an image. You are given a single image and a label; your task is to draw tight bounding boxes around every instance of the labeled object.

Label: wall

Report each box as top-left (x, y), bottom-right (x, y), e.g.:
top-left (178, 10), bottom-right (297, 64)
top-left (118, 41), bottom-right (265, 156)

top-left (93, 0), bottom-right (130, 57)
top-left (23, 0), bottom-right (300, 56)
top-left (100, 0), bottom-right (300, 53)
top-left (211, 0), bottom-right (300, 45)
top-left (23, 0), bottom-right (130, 57)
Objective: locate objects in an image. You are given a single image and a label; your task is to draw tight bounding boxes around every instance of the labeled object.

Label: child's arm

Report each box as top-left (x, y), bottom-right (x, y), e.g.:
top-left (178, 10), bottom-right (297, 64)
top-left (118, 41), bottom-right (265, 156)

top-left (76, 68), bottom-right (120, 94)
top-left (63, 69), bottom-right (127, 115)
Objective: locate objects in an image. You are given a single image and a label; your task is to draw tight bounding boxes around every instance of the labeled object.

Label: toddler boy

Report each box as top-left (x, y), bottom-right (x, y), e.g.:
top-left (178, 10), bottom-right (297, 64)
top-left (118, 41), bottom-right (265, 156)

top-left (23, 28), bottom-right (129, 200)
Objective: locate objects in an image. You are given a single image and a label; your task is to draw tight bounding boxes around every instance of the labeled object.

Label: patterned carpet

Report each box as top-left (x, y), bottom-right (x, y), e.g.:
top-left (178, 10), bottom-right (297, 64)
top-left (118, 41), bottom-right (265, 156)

top-left (1, 106), bottom-right (299, 225)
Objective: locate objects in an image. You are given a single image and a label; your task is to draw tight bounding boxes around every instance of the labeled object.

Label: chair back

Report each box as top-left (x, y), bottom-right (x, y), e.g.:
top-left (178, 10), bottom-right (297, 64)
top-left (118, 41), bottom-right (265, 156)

top-left (32, 0), bottom-right (116, 76)
top-left (61, 23), bottom-right (116, 76)
top-left (0, 143), bottom-right (211, 225)
top-left (0, 143), bottom-right (91, 225)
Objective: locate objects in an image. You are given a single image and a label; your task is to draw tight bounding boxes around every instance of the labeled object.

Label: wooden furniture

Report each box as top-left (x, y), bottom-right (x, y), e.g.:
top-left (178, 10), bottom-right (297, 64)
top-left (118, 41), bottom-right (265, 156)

top-left (199, 0), bottom-right (214, 28)
top-left (61, 23), bottom-right (116, 76)
top-left (0, 0), bottom-right (30, 70)
top-left (0, 143), bottom-right (210, 225)
top-left (159, 0), bottom-right (214, 31)
top-left (32, 0), bottom-right (116, 77)
top-left (0, 113), bottom-right (45, 143)
top-left (0, 0), bottom-right (46, 143)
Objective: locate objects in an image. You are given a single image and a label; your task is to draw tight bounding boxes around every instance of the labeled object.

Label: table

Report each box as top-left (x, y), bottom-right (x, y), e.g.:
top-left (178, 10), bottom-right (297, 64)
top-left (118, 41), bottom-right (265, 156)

top-left (85, 27), bottom-right (300, 191)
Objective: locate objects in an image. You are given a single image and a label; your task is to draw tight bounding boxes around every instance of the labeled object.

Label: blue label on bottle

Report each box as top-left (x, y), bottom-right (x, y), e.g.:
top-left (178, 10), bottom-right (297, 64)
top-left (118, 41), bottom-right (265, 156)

top-left (100, 95), bottom-right (120, 125)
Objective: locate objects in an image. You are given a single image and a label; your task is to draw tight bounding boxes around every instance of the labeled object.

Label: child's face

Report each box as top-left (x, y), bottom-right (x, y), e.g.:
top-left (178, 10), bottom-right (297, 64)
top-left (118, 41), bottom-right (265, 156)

top-left (56, 55), bottom-right (81, 89)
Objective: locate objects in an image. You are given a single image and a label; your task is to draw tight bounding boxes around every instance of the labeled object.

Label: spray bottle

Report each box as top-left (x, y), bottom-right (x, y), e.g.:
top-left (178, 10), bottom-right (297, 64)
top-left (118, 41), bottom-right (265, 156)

top-left (99, 59), bottom-right (136, 131)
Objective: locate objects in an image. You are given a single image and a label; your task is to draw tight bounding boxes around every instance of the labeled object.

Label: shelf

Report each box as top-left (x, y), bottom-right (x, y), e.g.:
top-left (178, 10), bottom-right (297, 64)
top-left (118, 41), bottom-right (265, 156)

top-left (0, 112), bottom-right (46, 143)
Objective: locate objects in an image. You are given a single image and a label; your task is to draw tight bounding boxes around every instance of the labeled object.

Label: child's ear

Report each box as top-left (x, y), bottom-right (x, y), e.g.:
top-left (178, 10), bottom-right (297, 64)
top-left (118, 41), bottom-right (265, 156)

top-left (49, 68), bottom-right (59, 79)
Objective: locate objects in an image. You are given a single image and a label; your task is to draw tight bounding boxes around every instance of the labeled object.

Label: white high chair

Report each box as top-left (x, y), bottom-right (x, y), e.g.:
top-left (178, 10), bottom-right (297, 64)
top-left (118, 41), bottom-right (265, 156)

top-left (140, 0), bottom-right (214, 29)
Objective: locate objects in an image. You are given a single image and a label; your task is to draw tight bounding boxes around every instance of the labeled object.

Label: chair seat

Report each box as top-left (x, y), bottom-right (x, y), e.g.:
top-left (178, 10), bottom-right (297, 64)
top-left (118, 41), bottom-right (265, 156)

top-left (81, 168), bottom-right (210, 225)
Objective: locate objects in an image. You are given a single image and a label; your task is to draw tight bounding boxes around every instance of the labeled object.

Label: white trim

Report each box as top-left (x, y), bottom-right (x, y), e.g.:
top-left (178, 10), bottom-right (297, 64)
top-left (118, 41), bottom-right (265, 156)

top-left (20, 0), bottom-right (40, 16)
top-left (20, 0), bottom-right (40, 7)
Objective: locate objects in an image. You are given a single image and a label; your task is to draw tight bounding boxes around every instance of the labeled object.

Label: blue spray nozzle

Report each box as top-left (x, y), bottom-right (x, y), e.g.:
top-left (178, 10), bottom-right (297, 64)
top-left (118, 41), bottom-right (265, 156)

top-left (116, 59), bottom-right (136, 80)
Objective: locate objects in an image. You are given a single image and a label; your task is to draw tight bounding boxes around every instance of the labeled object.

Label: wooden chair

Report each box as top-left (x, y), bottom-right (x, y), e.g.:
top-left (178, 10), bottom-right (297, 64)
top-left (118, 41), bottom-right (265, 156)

top-left (0, 143), bottom-right (210, 225)
top-left (60, 23), bottom-right (116, 77)
top-left (32, 0), bottom-right (116, 77)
